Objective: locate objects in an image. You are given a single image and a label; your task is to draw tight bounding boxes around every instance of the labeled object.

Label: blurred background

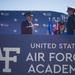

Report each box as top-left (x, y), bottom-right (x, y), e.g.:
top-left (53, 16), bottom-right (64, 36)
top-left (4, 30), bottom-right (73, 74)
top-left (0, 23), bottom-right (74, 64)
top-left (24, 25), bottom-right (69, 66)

top-left (0, 0), bottom-right (75, 35)
top-left (0, 11), bottom-right (67, 35)
top-left (0, 0), bottom-right (75, 14)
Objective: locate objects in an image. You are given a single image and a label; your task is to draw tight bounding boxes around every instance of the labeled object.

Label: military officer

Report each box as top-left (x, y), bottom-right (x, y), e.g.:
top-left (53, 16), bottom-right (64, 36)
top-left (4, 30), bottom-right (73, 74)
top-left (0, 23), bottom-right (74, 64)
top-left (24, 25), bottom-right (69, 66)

top-left (67, 6), bottom-right (75, 35)
top-left (21, 12), bottom-right (38, 34)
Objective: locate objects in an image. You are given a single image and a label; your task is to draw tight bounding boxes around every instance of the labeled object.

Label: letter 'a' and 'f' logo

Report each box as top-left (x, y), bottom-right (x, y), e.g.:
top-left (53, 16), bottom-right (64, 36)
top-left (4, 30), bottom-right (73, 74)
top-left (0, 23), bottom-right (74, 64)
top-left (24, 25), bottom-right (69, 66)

top-left (0, 47), bottom-right (20, 73)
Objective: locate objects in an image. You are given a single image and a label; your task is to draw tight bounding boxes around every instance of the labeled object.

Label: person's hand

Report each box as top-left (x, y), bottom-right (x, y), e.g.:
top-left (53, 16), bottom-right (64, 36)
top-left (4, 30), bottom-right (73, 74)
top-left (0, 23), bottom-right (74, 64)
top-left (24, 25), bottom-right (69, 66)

top-left (32, 24), bottom-right (39, 28)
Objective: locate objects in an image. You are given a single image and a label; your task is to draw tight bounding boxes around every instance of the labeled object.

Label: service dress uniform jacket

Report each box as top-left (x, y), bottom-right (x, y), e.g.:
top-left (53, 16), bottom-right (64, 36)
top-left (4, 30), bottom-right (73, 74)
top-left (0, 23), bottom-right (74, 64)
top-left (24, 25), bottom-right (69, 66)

top-left (21, 20), bottom-right (32, 34)
top-left (67, 14), bottom-right (75, 35)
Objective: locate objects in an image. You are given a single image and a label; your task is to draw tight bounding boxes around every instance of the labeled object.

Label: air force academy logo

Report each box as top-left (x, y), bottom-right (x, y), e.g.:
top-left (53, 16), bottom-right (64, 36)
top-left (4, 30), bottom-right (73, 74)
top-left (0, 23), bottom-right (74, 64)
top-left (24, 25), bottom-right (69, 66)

top-left (0, 47), bottom-right (20, 73)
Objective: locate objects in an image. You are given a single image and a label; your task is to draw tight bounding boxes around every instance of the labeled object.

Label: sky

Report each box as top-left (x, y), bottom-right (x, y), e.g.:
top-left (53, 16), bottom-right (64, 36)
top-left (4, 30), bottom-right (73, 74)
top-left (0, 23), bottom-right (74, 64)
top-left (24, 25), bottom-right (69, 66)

top-left (0, 0), bottom-right (75, 14)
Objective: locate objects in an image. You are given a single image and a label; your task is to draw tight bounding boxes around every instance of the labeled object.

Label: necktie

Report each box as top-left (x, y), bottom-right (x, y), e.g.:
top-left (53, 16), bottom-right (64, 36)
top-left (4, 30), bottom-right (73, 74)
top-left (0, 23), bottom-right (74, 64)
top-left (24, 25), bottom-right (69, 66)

top-left (29, 22), bottom-right (31, 25)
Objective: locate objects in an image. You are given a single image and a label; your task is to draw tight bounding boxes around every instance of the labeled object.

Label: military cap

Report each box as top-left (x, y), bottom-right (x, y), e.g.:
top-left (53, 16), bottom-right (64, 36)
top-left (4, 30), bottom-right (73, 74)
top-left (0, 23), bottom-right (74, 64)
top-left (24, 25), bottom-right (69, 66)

top-left (67, 6), bottom-right (75, 12)
top-left (24, 12), bottom-right (33, 17)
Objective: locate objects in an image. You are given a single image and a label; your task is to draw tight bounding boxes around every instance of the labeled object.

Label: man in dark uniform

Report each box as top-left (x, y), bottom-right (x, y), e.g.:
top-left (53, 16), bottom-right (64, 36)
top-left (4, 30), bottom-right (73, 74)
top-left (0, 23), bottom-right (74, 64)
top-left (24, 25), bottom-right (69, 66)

top-left (21, 12), bottom-right (38, 34)
top-left (67, 7), bottom-right (75, 35)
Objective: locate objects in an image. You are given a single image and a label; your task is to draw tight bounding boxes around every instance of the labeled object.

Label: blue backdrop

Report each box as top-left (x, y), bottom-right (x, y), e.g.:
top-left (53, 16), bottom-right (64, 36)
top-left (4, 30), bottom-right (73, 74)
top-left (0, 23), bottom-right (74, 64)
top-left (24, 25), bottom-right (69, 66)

top-left (0, 11), bottom-right (67, 35)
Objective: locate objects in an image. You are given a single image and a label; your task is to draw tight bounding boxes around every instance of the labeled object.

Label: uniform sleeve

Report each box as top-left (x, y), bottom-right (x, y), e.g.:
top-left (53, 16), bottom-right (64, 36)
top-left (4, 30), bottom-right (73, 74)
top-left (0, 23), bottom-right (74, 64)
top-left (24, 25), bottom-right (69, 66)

top-left (21, 21), bottom-right (27, 34)
top-left (74, 16), bottom-right (75, 29)
top-left (21, 21), bottom-right (32, 34)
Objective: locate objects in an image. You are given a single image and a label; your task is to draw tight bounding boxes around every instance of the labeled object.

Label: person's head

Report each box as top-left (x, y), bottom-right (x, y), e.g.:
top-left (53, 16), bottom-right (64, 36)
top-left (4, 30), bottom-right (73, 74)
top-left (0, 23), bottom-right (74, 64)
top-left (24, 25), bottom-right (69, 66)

top-left (58, 21), bottom-right (64, 25)
top-left (24, 12), bottom-right (33, 22)
top-left (67, 7), bottom-right (75, 16)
